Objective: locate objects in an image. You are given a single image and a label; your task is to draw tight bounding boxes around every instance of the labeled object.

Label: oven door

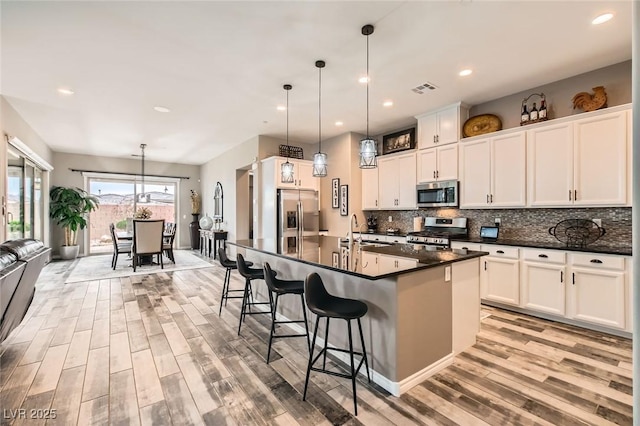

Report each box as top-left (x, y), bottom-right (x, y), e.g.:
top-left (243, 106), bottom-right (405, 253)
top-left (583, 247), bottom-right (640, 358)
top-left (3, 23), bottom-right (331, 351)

top-left (417, 181), bottom-right (458, 207)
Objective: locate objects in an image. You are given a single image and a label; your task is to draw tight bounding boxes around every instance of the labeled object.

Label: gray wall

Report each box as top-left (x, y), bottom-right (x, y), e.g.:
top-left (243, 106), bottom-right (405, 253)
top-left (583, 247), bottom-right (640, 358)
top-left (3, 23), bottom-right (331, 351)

top-left (469, 60), bottom-right (632, 129)
top-left (50, 152), bottom-right (200, 254)
top-left (1, 97), bottom-right (54, 166)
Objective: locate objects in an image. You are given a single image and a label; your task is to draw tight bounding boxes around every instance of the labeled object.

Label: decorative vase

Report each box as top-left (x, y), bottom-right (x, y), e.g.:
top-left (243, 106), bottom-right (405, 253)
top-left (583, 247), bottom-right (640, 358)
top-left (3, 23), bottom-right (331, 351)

top-left (189, 213), bottom-right (200, 250)
top-left (199, 214), bottom-right (213, 230)
top-left (60, 245), bottom-right (80, 260)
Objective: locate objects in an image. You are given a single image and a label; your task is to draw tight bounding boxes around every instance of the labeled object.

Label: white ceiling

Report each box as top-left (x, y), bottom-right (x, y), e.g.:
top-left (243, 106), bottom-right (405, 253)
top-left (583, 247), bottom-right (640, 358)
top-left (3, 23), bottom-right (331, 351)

top-left (0, 1), bottom-right (632, 165)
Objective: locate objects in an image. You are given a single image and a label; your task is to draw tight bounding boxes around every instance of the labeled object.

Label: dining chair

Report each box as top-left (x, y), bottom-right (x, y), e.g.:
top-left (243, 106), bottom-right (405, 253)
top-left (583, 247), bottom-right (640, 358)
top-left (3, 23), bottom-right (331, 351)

top-left (132, 219), bottom-right (165, 272)
top-left (163, 222), bottom-right (176, 263)
top-left (110, 223), bottom-right (132, 270)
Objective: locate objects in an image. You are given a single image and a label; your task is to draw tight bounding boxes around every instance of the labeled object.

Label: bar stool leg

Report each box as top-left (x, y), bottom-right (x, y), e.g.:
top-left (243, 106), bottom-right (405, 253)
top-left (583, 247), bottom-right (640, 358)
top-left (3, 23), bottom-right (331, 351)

top-left (303, 316), bottom-right (320, 401)
top-left (322, 317), bottom-right (330, 369)
top-left (266, 292), bottom-right (278, 363)
top-left (219, 268), bottom-right (230, 316)
top-left (300, 294), bottom-right (311, 351)
top-left (347, 319), bottom-right (358, 416)
top-left (238, 278), bottom-right (251, 335)
top-left (357, 317), bottom-right (371, 382)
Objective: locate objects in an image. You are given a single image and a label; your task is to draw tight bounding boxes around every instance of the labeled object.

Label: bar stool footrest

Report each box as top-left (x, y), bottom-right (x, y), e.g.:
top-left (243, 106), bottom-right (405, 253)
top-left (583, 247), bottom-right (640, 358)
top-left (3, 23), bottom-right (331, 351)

top-left (309, 347), bottom-right (366, 379)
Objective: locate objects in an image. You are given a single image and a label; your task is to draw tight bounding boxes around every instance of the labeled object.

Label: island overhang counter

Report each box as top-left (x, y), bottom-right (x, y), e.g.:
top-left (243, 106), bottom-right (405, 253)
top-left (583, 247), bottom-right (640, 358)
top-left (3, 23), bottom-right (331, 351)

top-left (228, 236), bottom-right (487, 396)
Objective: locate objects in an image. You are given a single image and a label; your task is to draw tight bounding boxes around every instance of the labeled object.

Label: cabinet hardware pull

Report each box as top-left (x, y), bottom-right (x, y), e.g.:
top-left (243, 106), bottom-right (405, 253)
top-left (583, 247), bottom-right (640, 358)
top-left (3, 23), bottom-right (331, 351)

top-left (486, 194), bottom-right (489, 203)
top-left (436, 135), bottom-right (439, 143)
top-left (436, 171), bottom-right (439, 178)
top-left (496, 250), bottom-right (504, 254)
top-left (433, 135), bottom-right (436, 143)
top-left (569, 190), bottom-right (572, 201)
top-left (560, 271), bottom-right (564, 282)
top-left (572, 273), bottom-right (575, 285)
top-left (462, 246), bottom-right (468, 250)
top-left (538, 254), bottom-right (548, 258)
top-left (574, 190), bottom-right (577, 201)
top-left (433, 171), bottom-right (436, 178)
top-left (590, 259), bottom-right (603, 264)
top-left (490, 194), bottom-right (493, 203)
top-left (484, 261), bottom-right (487, 271)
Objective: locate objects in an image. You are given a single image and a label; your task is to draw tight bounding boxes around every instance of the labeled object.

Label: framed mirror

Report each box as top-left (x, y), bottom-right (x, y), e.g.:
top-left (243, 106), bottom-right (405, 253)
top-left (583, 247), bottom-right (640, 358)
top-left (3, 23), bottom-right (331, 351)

top-left (213, 182), bottom-right (223, 227)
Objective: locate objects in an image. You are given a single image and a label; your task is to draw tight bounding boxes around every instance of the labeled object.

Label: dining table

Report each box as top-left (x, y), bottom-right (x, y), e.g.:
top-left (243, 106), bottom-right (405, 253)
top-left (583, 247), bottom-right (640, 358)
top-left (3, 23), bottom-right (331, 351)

top-left (116, 231), bottom-right (173, 266)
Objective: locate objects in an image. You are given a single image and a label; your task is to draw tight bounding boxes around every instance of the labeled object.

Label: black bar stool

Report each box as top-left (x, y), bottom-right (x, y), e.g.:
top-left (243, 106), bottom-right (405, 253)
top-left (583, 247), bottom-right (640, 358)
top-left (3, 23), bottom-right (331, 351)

top-left (302, 272), bottom-right (370, 416)
top-left (236, 253), bottom-right (272, 335)
top-left (217, 248), bottom-right (252, 316)
top-left (263, 262), bottom-right (310, 363)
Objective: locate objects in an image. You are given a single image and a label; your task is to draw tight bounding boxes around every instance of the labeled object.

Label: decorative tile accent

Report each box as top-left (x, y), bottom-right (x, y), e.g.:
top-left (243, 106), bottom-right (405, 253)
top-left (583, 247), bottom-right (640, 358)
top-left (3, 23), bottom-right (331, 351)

top-left (365, 207), bottom-right (631, 249)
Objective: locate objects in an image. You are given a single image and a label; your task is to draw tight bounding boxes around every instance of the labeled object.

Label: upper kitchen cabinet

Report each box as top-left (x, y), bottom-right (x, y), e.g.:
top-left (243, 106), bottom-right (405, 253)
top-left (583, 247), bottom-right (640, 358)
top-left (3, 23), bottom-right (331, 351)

top-left (362, 167), bottom-right (379, 210)
top-left (528, 108), bottom-right (628, 207)
top-left (459, 131), bottom-right (526, 208)
top-left (263, 157), bottom-right (318, 191)
top-left (417, 145), bottom-right (458, 183)
top-left (378, 152), bottom-right (417, 210)
top-left (415, 102), bottom-right (469, 149)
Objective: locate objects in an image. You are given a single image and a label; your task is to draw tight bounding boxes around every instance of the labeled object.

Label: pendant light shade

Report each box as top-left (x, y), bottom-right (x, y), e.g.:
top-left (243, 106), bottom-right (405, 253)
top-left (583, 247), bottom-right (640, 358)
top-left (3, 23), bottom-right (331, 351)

top-left (359, 24), bottom-right (377, 169)
top-left (281, 84), bottom-right (295, 184)
top-left (312, 60), bottom-right (327, 177)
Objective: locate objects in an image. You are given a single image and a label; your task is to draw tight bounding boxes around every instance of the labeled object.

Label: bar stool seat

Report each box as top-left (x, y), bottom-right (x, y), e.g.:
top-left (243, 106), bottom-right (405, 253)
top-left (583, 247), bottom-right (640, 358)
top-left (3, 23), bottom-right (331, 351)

top-left (263, 263), bottom-right (310, 363)
top-left (302, 272), bottom-right (370, 416)
top-left (217, 248), bottom-right (252, 316)
top-left (237, 253), bottom-right (273, 335)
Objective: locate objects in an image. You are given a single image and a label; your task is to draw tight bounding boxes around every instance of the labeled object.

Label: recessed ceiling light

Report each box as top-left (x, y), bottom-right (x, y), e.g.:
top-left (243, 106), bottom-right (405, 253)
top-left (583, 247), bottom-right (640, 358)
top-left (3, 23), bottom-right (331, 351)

top-left (459, 69), bottom-right (473, 77)
top-left (276, 105), bottom-right (286, 111)
top-left (592, 13), bottom-right (613, 25)
top-left (383, 100), bottom-right (393, 107)
top-left (57, 88), bottom-right (74, 95)
top-left (335, 121), bottom-right (344, 126)
top-left (358, 76), bottom-right (370, 84)
top-left (153, 106), bottom-right (171, 113)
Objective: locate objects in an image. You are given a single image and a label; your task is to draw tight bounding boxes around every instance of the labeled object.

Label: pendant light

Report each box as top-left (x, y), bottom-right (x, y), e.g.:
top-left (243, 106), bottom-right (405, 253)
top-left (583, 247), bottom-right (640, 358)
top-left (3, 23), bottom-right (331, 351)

top-left (359, 24), bottom-right (377, 169)
top-left (137, 143), bottom-right (151, 203)
top-left (312, 60), bottom-right (327, 177)
top-left (281, 84), bottom-right (295, 183)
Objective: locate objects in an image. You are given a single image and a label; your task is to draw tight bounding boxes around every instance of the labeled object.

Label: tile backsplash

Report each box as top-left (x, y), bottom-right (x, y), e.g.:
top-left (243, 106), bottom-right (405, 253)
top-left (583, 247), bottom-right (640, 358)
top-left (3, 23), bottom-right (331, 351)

top-left (366, 207), bottom-right (631, 249)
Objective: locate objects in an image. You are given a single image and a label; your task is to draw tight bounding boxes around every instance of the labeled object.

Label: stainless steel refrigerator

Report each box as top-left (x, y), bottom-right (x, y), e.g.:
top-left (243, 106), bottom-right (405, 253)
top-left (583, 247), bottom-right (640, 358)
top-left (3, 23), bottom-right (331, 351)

top-left (277, 189), bottom-right (319, 255)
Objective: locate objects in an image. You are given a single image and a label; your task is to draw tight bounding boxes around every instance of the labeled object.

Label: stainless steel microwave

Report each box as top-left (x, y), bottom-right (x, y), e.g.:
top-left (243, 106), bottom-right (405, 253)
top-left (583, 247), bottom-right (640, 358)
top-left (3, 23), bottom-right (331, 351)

top-left (416, 180), bottom-right (459, 208)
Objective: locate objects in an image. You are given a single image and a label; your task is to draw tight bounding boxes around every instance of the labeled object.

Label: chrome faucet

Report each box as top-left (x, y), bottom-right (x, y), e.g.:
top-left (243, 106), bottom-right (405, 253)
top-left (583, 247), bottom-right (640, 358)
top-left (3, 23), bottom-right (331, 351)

top-left (349, 214), bottom-right (358, 244)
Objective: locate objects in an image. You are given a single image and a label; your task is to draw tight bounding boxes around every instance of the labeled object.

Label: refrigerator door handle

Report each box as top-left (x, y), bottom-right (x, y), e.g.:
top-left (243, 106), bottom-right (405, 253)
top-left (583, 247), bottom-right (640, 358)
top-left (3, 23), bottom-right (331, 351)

top-left (299, 200), bottom-right (304, 239)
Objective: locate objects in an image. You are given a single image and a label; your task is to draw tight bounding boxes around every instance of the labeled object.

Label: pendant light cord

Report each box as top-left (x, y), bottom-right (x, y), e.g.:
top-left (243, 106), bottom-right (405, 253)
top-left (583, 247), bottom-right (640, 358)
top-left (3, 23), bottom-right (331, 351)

top-left (318, 65), bottom-right (322, 152)
top-left (286, 89), bottom-right (289, 149)
top-left (366, 32), bottom-right (369, 139)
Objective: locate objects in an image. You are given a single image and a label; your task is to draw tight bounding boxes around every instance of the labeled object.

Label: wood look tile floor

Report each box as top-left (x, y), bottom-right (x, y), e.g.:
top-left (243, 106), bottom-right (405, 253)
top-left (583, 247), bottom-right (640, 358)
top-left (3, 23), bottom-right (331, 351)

top-left (0, 252), bottom-right (632, 425)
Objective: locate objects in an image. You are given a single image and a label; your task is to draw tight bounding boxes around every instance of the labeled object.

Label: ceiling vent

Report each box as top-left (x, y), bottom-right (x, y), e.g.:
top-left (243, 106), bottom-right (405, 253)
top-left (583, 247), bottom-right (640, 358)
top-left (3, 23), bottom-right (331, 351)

top-left (411, 82), bottom-right (438, 94)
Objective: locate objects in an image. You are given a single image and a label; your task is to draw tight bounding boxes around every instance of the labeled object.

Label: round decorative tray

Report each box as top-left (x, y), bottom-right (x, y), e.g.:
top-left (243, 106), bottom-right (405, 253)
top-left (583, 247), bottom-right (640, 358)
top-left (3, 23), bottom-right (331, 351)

top-left (548, 219), bottom-right (606, 248)
top-left (463, 114), bottom-right (502, 137)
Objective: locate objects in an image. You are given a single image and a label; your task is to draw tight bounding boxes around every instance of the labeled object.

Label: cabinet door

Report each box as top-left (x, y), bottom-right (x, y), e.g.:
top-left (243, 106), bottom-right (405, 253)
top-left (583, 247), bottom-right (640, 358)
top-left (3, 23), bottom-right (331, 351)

top-left (377, 157), bottom-right (398, 209)
top-left (417, 149), bottom-right (437, 183)
top-left (460, 139), bottom-right (491, 208)
top-left (362, 167), bottom-right (379, 210)
top-left (491, 132), bottom-right (526, 207)
top-left (296, 161), bottom-right (317, 191)
top-left (396, 153), bottom-right (417, 209)
top-left (437, 106), bottom-right (459, 145)
top-left (573, 111), bottom-right (627, 206)
top-left (568, 267), bottom-right (626, 329)
top-left (481, 257), bottom-right (520, 306)
top-left (275, 158), bottom-right (298, 189)
top-left (521, 262), bottom-right (566, 315)
top-left (436, 144), bottom-right (458, 181)
top-left (417, 114), bottom-right (438, 149)
top-left (378, 254), bottom-right (397, 275)
top-left (361, 252), bottom-right (378, 275)
top-left (527, 123), bottom-right (573, 206)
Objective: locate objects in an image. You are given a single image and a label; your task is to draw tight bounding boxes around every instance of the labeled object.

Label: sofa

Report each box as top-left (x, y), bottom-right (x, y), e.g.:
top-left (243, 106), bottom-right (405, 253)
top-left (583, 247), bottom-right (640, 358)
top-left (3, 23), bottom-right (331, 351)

top-left (0, 239), bottom-right (51, 343)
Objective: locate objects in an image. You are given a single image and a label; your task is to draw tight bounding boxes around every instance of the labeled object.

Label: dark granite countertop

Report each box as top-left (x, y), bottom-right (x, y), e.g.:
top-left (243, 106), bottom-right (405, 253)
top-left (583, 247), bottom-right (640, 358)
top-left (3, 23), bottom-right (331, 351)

top-left (453, 237), bottom-right (631, 256)
top-left (229, 236), bottom-right (488, 280)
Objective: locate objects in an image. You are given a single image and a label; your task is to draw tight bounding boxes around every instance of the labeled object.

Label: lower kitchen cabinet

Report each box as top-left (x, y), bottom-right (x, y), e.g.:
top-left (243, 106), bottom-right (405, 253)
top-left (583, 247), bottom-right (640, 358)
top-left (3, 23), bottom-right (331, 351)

top-left (379, 254), bottom-right (417, 274)
top-left (361, 251), bottom-right (379, 275)
top-left (521, 262), bottom-right (566, 316)
top-left (568, 265), bottom-right (626, 330)
top-left (481, 257), bottom-right (520, 306)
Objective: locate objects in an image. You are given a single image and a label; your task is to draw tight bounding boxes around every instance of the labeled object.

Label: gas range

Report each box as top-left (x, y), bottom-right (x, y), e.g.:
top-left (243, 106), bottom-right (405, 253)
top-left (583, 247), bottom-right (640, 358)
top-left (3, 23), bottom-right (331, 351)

top-left (406, 217), bottom-right (468, 247)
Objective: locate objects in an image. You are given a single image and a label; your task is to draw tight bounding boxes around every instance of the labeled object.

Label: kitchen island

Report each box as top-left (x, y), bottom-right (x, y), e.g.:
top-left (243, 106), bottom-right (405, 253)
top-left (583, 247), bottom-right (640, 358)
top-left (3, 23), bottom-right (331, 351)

top-left (229, 236), bottom-right (487, 396)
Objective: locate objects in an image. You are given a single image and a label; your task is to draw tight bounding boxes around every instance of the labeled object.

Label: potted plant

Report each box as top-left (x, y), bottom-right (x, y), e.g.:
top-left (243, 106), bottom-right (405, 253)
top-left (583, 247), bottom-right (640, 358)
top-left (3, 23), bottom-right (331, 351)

top-left (49, 186), bottom-right (99, 260)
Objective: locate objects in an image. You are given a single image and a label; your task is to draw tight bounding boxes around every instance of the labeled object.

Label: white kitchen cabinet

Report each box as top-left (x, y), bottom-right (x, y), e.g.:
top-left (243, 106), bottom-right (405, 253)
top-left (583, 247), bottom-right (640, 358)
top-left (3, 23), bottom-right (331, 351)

top-left (480, 245), bottom-right (519, 305)
top-left (269, 157), bottom-right (318, 191)
top-left (361, 167), bottom-right (379, 210)
top-left (378, 254), bottom-right (417, 274)
top-left (460, 131), bottom-right (526, 208)
top-left (568, 253), bottom-right (626, 330)
top-left (378, 152), bottom-right (417, 209)
top-left (361, 251), bottom-right (379, 275)
top-left (417, 145), bottom-right (458, 183)
top-left (452, 259), bottom-right (480, 354)
top-left (521, 249), bottom-right (566, 316)
top-left (416, 103), bottom-right (469, 149)
top-left (528, 110), bottom-right (627, 207)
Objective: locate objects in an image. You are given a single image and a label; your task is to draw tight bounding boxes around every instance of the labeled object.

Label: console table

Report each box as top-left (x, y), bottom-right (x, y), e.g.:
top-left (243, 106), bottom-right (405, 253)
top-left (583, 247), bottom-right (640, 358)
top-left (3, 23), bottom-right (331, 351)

top-left (199, 230), bottom-right (228, 259)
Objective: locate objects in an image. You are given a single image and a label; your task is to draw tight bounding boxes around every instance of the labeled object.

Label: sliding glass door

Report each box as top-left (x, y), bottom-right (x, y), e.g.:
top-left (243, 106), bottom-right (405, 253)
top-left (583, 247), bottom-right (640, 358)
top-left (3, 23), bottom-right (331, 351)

top-left (6, 149), bottom-right (44, 240)
top-left (88, 177), bottom-right (176, 254)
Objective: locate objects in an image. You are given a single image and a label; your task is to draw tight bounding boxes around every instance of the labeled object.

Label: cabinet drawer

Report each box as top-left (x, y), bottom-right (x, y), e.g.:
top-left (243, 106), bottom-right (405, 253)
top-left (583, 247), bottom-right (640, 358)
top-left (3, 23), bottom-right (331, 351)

top-left (570, 253), bottom-right (625, 270)
top-left (385, 235), bottom-right (405, 244)
top-left (481, 245), bottom-right (519, 259)
top-left (522, 248), bottom-right (566, 264)
top-left (451, 242), bottom-right (481, 251)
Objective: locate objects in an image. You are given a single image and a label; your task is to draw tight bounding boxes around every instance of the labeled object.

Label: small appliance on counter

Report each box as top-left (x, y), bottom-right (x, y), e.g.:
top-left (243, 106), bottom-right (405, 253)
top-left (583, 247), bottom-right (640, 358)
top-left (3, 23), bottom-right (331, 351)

top-left (386, 228), bottom-right (400, 235)
top-left (366, 215), bottom-right (378, 233)
top-left (480, 226), bottom-right (499, 242)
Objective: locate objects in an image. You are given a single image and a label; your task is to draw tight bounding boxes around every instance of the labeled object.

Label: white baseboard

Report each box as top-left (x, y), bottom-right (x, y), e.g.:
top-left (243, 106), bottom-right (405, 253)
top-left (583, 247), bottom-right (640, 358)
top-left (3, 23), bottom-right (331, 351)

top-left (255, 304), bottom-right (451, 397)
